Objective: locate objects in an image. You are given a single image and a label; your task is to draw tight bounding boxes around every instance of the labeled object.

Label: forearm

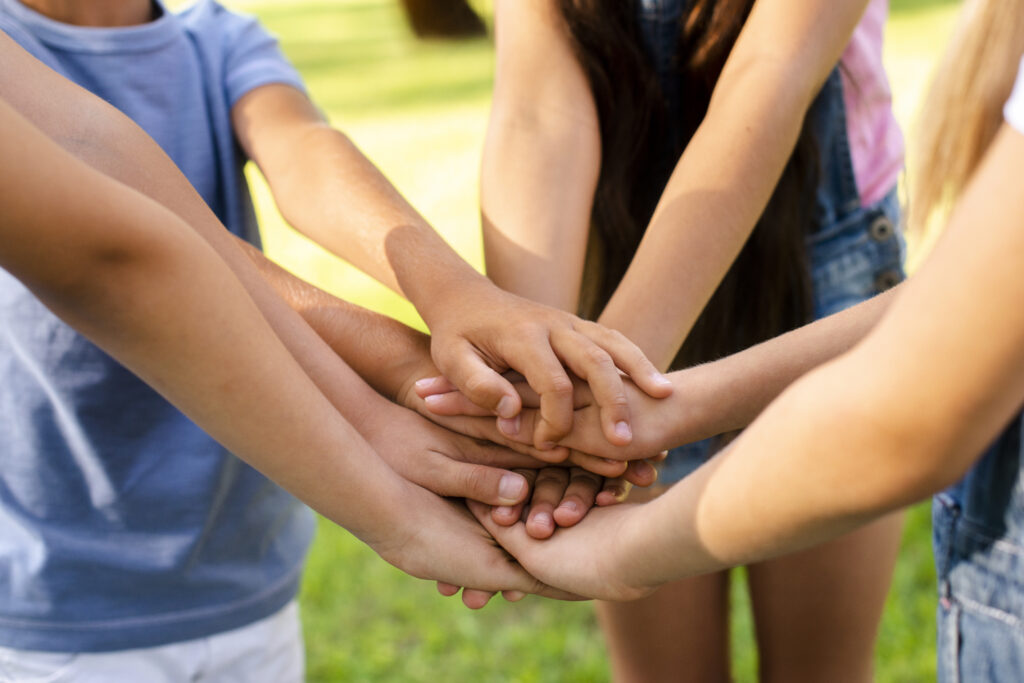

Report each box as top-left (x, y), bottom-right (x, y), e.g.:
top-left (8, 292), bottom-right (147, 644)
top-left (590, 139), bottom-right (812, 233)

top-left (599, 62), bottom-right (817, 368)
top-left (238, 238), bottom-right (436, 401)
top-left (599, 0), bottom-right (870, 368)
top-left (0, 39), bottom-right (393, 432)
top-left (0, 99), bottom-right (408, 544)
top-left (480, 24), bottom-right (600, 310)
top-left (665, 286), bottom-right (900, 444)
top-left (235, 87), bottom-right (490, 325)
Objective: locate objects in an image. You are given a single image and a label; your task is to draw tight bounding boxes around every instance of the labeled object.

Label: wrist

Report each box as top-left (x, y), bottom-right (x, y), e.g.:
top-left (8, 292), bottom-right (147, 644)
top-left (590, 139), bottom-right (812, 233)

top-left (409, 263), bottom-right (493, 331)
top-left (661, 364), bottom-right (738, 447)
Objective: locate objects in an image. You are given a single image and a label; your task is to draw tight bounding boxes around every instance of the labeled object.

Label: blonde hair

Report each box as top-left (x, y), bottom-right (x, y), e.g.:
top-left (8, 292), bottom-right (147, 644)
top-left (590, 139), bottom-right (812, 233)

top-left (910, 0), bottom-right (1024, 238)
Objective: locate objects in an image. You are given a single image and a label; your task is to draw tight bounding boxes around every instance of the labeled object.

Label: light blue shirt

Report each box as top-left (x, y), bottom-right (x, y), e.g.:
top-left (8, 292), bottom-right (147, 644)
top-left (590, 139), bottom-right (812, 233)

top-left (0, 0), bottom-right (315, 652)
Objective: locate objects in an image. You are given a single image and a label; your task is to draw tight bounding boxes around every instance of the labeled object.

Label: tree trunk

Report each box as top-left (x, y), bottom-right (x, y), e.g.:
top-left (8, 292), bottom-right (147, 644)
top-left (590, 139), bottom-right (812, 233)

top-left (399, 0), bottom-right (486, 39)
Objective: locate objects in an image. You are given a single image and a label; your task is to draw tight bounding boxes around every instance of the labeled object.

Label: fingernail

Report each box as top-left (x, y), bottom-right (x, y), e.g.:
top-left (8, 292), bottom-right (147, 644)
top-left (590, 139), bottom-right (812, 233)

top-left (539, 442), bottom-right (557, 451)
top-left (424, 395), bottom-right (442, 407)
top-left (533, 511), bottom-right (553, 529)
top-left (415, 378), bottom-right (436, 389)
top-left (615, 421), bottom-right (632, 441)
top-left (499, 473), bottom-right (525, 504)
top-left (496, 396), bottom-right (517, 419)
top-left (604, 458), bottom-right (620, 465)
top-left (497, 416), bottom-right (520, 437)
top-left (653, 373), bottom-right (672, 387)
top-left (558, 500), bottom-right (579, 514)
top-left (495, 505), bottom-right (515, 518)
top-left (635, 461), bottom-right (654, 479)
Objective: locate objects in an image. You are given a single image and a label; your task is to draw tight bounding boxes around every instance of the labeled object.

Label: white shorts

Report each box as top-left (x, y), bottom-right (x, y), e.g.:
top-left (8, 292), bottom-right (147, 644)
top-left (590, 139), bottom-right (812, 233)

top-left (0, 601), bottom-right (304, 683)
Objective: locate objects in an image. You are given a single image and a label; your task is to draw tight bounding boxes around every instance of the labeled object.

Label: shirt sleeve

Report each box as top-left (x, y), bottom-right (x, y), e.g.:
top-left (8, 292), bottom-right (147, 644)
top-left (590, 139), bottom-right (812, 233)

top-left (1004, 56), bottom-right (1024, 134)
top-left (212, 3), bottom-right (306, 108)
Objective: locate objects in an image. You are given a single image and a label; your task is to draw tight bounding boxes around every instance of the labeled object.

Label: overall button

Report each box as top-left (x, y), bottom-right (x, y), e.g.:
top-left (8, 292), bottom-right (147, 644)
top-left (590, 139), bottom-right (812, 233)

top-left (869, 215), bottom-right (895, 242)
top-left (874, 270), bottom-right (901, 292)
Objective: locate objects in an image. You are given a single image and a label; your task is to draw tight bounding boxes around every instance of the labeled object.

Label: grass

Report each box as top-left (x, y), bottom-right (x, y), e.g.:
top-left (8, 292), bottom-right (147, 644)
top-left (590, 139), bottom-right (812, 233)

top-left (217, 0), bottom-right (960, 679)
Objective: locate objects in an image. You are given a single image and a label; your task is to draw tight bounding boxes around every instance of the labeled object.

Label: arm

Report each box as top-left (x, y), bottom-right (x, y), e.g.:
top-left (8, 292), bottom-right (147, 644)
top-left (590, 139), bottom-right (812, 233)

top-left (473, 124), bottom-right (1024, 600)
top-left (0, 35), bottom-right (548, 509)
top-left (423, 280), bottom-right (900, 460)
top-left (230, 82), bottom-right (672, 450)
top-left (0, 96), bottom-right (571, 602)
top-left (598, 0), bottom-right (873, 368)
top-left (480, 0), bottom-right (599, 311)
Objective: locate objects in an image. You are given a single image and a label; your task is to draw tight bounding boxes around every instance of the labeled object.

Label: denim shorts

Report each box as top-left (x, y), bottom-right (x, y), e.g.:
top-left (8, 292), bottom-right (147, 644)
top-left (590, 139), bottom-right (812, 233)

top-left (933, 415), bottom-right (1024, 682)
top-left (635, 1), bottom-right (907, 483)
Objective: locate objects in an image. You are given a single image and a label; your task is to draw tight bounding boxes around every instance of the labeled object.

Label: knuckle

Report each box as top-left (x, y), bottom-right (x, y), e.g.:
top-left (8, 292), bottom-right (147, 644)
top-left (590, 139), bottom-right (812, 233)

top-left (535, 467), bottom-right (570, 488)
top-left (460, 465), bottom-right (492, 496)
top-left (546, 373), bottom-right (575, 396)
top-left (583, 345), bottom-right (614, 368)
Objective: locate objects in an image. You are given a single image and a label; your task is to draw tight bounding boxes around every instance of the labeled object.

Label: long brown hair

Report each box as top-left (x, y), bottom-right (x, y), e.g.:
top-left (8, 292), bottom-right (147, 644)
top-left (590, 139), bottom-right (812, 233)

top-left (910, 0), bottom-right (1024, 239)
top-left (560, 0), bottom-right (820, 367)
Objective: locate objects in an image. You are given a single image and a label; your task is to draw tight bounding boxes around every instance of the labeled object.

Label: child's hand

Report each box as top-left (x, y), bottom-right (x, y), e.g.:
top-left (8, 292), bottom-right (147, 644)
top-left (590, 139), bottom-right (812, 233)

top-left (491, 463), bottom-right (658, 538)
top-left (422, 279), bottom-right (673, 450)
top-left (458, 499), bottom-right (658, 602)
top-left (373, 485), bottom-right (584, 609)
top-left (416, 373), bottom-right (685, 462)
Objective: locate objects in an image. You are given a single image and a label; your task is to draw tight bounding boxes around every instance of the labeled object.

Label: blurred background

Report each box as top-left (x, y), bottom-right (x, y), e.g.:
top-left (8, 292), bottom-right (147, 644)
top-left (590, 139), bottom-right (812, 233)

top-left (206, 1), bottom-right (959, 679)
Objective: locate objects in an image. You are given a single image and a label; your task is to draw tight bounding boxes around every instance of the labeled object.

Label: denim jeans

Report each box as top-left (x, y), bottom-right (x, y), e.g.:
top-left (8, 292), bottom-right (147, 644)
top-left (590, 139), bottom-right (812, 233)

top-left (934, 416), bottom-right (1024, 682)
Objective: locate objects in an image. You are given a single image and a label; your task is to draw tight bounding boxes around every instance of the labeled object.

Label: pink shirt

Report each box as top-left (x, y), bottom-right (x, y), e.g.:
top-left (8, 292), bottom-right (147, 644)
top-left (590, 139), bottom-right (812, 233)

top-left (839, 0), bottom-right (904, 207)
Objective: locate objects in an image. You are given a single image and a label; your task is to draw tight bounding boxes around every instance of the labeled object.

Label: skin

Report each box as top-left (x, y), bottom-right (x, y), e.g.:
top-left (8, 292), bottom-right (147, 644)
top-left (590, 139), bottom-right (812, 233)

top-left (474, 0), bottom-right (900, 676)
top-left (0, 96), bottom-right (579, 608)
top-left (0, 27), bottom-right (588, 608)
top-left (467, 121), bottom-right (1024, 616)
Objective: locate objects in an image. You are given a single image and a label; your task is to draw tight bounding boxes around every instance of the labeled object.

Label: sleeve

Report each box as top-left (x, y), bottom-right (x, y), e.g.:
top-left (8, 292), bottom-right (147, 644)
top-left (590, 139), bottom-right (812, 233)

top-left (211, 3), bottom-right (307, 108)
top-left (1003, 56), bottom-right (1024, 134)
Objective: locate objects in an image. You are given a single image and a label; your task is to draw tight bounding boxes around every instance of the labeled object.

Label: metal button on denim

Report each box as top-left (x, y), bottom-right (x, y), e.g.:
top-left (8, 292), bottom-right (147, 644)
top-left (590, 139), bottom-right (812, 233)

top-left (874, 269), bottom-right (901, 292)
top-left (869, 215), bottom-right (894, 242)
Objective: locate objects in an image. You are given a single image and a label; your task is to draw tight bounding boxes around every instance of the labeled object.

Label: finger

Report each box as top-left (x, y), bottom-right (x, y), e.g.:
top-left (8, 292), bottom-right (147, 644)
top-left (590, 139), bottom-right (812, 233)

top-left (437, 582), bottom-right (461, 597)
top-left (575, 321), bottom-right (674, 399)
top-left (421, 458), bottom-right (530, 506)
top-left (510, 338), bottom-right (575, 448)
top-left (552, 468), bottom-right (602, 528)
top-left (491, 502), bottom-right (524, 526)
top-left (462, 589), bottom-right (496, 609)
top-left (502, 590), bottom-right (526, 602)
top-left (414, 375), bottom-right (458, 398)
top-left (494, 468), bottom-right (537, 526)
top-left (621, 459), bottom-right (658, 488)
top-left (550, 329), bottom-right (633, 447)
top-left (433, 339), bottom-right (521, 419)
top-left (567, 450), bottom-right (629, 478)
top-left (423, 391), bottom-right (493, 417)
top-left (596, 478), bottom-right (632, 506)
top-left (434, 414), bottom-right (569, 464)
top-left (525, 467), bottom-right (570, 539)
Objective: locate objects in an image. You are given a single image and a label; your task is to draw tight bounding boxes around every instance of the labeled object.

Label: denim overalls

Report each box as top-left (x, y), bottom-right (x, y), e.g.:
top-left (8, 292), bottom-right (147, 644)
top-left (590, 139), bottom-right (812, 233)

top-left (934, 414), bottom-right (1024, 681)
top-left (636, 0), bottom-right (906, 482)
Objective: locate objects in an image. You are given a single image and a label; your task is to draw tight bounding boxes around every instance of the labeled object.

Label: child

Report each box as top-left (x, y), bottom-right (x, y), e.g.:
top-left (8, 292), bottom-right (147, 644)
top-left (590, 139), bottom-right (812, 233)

top-left (477, 0), bottom-right (905, 678)
top-left (0, 0), bottom-right (629, 674)
top-left (464, 1), bottom-right (1024, 679)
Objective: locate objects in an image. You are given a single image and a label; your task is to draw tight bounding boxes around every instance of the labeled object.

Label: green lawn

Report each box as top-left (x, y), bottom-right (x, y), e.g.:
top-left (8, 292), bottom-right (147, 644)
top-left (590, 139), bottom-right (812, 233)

top-left (221, 1), bottom-right (961, 679)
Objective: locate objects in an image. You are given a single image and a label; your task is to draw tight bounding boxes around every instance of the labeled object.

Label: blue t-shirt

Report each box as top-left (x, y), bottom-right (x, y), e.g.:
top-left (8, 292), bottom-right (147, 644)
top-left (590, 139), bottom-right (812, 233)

top-left (0, 0), bottom-right (316, 652)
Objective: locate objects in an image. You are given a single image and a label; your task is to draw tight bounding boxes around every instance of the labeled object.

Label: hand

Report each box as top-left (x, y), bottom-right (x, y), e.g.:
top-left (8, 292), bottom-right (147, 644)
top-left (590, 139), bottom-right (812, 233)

top-left (361, 400), bottom-right (556, 507)
top-left (417, 372), bottom-right (685, 462)
top-left (433, 460), bottom-right (657, 603)
top-left (491, 464), bottom-right (657, 538)
top-left (370, 483), bottom-right (584, 608)
top-left (422, 277), bottom-right (673, 449)
top-left (465, 499), bottom-right (659, 602)
top-left (395, 366), bottom-right (659, 483)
